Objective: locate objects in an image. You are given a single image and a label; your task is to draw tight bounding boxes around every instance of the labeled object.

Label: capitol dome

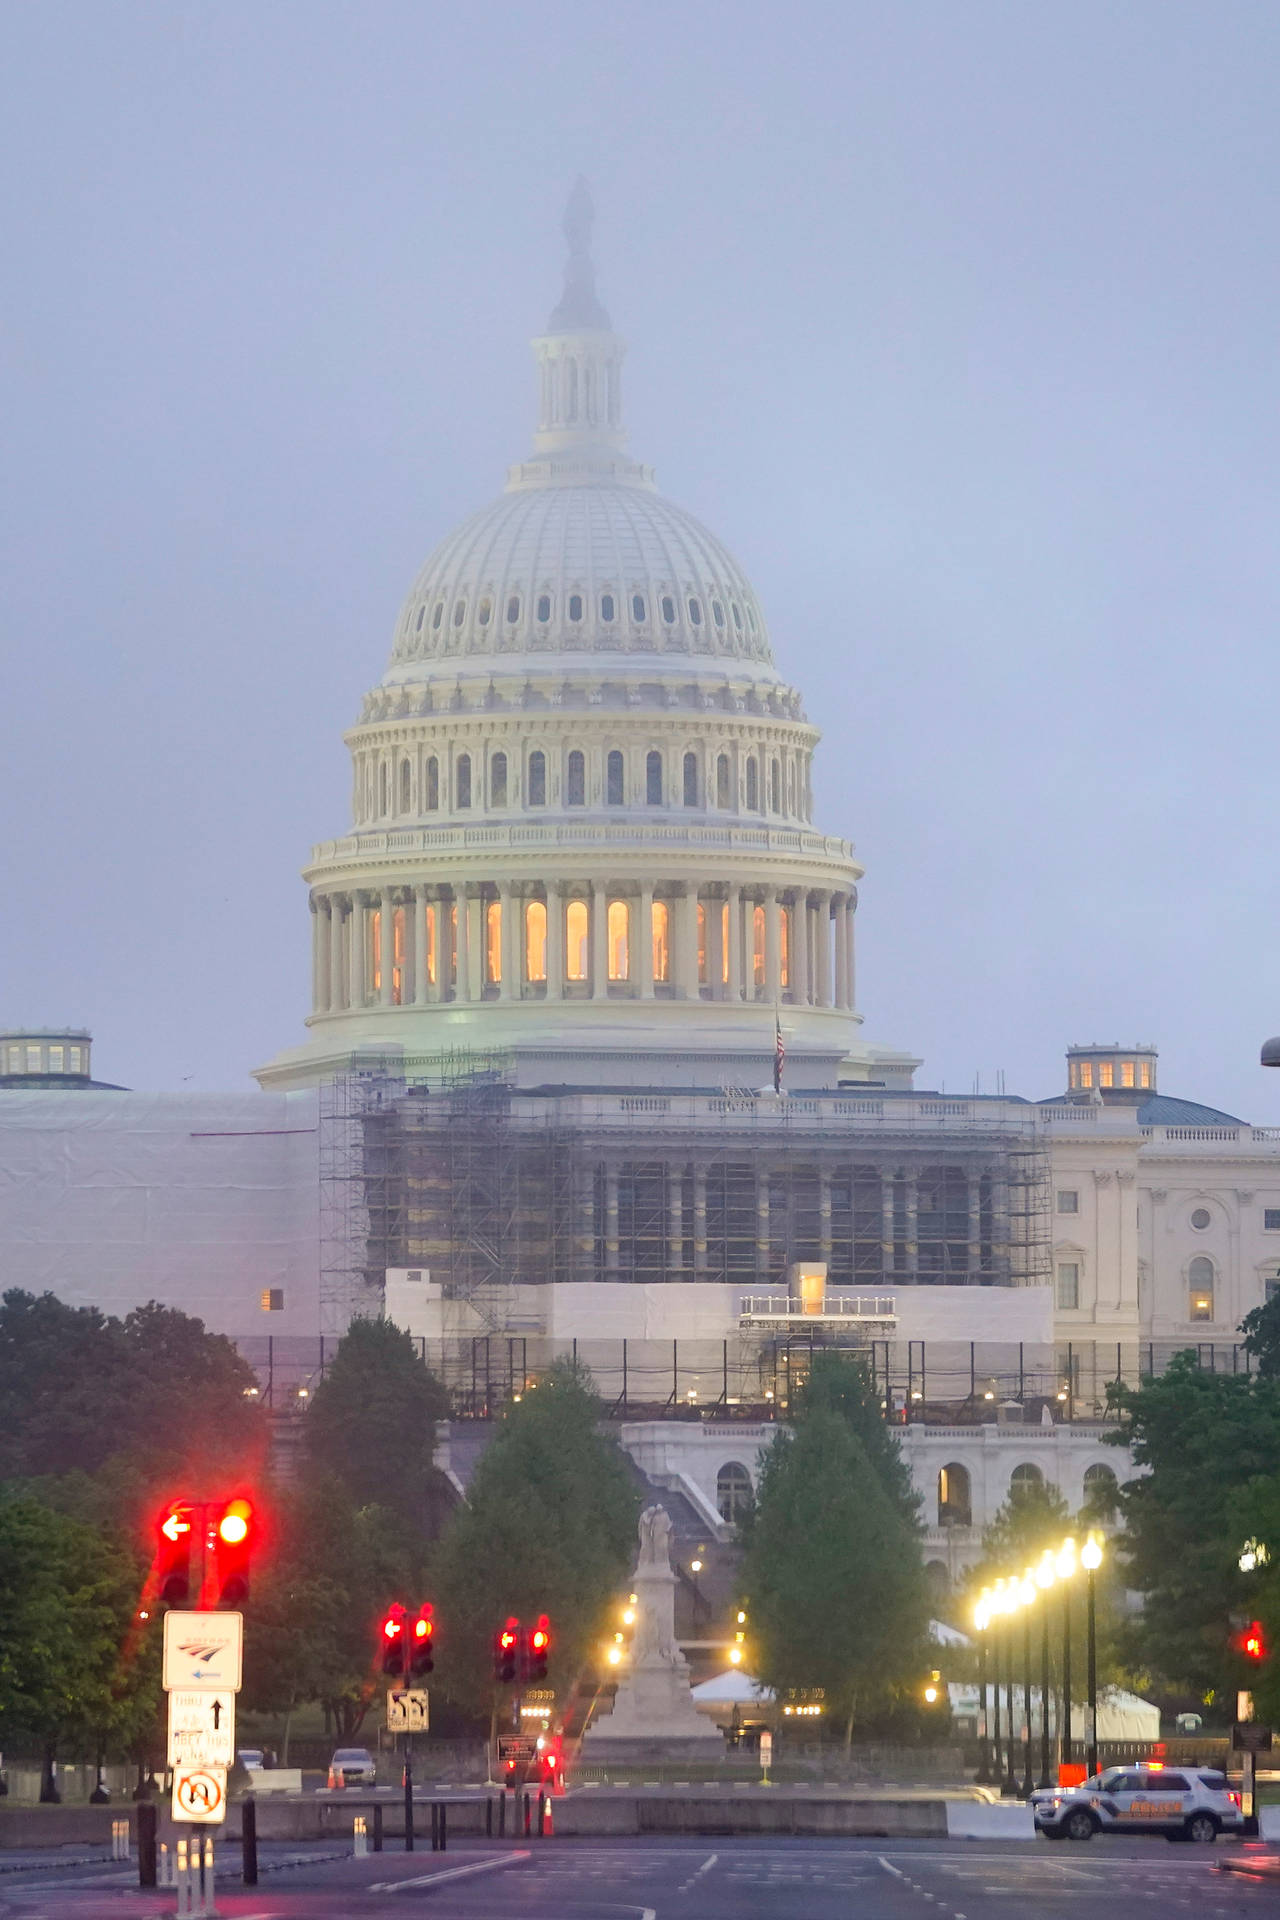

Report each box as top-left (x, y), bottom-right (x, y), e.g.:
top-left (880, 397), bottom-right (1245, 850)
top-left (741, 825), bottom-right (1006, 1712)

top-left (259, 188), bottom-right (867, 1095)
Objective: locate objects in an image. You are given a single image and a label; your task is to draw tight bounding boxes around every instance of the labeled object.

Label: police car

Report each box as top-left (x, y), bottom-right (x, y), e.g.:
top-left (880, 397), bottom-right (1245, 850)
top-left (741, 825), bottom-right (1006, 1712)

top-left (1032, 1764), bottom-right (1243, 1842)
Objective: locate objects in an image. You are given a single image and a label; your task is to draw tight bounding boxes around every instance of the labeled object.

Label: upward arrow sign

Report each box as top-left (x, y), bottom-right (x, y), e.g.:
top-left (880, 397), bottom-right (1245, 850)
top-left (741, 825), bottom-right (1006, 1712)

top-left (211, 1700), bottom-right (223, 1730)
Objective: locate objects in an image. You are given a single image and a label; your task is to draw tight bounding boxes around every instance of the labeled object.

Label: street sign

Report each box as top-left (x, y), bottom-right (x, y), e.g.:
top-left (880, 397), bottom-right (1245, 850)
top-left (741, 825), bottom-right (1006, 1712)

top-left (162, 1611), bottom-right (243, 1693)
top-left (171, 1764), bottom-right (228, 1824)
top-left (167, 1690), bottom-right (236, 1768)
top-left (498, 1736), bottom-right (537, 1764)
top-left (386, 1688), bottom-right (429, 1732)
top-left (1233, 1722), bottom-right (1273, 1752)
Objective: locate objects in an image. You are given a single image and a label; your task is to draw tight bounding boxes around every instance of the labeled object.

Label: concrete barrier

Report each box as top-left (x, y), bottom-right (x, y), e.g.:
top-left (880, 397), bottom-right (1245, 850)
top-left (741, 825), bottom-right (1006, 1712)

top-left (945, 1800), bottom-right (1036, 1840)
top-left (555, 1793), bottom-right (948, 1838)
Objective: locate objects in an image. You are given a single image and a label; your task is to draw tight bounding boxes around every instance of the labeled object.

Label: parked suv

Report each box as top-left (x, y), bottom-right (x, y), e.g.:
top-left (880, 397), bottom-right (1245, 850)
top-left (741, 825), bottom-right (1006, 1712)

top-left (1032, 1765), bottom-right (1242, 1842)
top-left (326, 1747), bottom-right (377, 1790)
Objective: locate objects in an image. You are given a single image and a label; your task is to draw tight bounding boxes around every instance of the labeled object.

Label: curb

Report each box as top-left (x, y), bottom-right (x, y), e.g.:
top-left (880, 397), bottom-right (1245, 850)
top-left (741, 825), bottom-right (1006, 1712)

top-left (1217, 1852), bottom-right (1280, 1881)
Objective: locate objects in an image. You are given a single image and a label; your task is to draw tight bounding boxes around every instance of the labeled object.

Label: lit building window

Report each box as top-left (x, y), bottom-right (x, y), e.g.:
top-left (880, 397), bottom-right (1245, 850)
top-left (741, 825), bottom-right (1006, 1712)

top-left (25, 1045), bottom-right (41, 1071)
top-left (753, 905), bottom-right (766, 987)
top-left (485, 900), bottom-right (502, 985)
top-left (425, 904), bottom-right (437, 985)
top-left (566, 900), bottom-right (589, 981)
top-left (1079, 1061), bottom-right (1094, 1088)
top-left (525, 900), bottom-right (547, 982)
top-left (392, 906), bottom-right (406, 1005)
top-left (369, 908), bottom-right (381, 995)
top-left (1057, 1262), bottom-right (1080, 1310)
top-left (780, 905), bottom-right (790, 989)
top-left (697, 902), bottom-right (707, 984)
top-left (1139, 1061), bottom-right (1152, 1088)
top-left (68, 1047), bottom-right (83, 1072)
top-left (260, 1289), bottom-right (284, 1312)
top-left (608, 900), bottom-right (630, 980)
top-left (1099, 1061), bottom-right (1114, 1088)
top-left (1121, 1060), bottom-right (1135, 1087)
top-left (1068, 1062), bottom-right (1078, 1089)
top-left (652, 900), bottom-right (670, 983)
top-left (720, 901), bottom-right (729, 984)
top-left (1189, 1256), bottom-right (1215, 1321)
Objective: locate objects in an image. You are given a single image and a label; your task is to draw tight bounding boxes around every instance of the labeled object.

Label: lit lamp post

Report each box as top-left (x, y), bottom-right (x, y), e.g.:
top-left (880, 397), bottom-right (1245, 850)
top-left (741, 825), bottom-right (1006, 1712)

top-left (1035, 1549), bottom-right (1057, 1788)
top-left (1001, 1581), bottom-right (1021, 1799)
top-left (989, 1579), bottom-right (1005, 1789)
top-left (973, 1589), bottom-right (993, 1785)
top-left (1082, 1533), bottom-right (1103, 1777)
top-left (1020, 1570), bottom-right (1036, 1799)
top-left (1057, 1536), bottom-right (1077, 1773)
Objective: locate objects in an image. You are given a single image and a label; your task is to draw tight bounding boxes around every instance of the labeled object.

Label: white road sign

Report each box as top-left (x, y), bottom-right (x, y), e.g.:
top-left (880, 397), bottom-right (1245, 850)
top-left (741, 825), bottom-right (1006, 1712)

top-left (171, 1764), bottom-right (228, 1824)
top-left (162, 1611), bottom-right (243, 1693)
top-left (167, 1690), bottom-right (236, 1769)
top-left (386, 1688), bottom-right (429, 1732)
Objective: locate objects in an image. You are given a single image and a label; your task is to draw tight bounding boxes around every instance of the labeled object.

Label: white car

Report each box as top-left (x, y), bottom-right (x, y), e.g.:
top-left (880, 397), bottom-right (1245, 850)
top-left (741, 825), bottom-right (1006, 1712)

top-left (1032, 1764), bottom-right (1242, 1843)
top-left (326, 1747), bottom-right (377, 1790)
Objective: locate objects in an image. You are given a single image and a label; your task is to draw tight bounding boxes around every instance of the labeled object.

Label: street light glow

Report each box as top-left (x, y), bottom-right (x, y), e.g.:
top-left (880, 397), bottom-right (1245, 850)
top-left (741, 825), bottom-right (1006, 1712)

top-left (1081, 1535), bottom-right (1103, 1571)
top-left (1056, 1536), bottom-right (1077, 1579)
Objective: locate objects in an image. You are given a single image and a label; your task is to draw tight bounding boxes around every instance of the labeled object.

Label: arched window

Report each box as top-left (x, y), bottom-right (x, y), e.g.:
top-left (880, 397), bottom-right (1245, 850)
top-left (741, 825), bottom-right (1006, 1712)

top-left (688, 597), bottom-right (702, 626)
top-left (452, 599), bottom-right (466, 628)
top-left (731, 602), bottom-right (743, 630)
top-left (651, 900), bottom-right (670, 983)
top-left (646, 750), bottom-right (663, 805)
top-left (415, 605), bottom-right (426, 632)
top-left (770, 758), bottom-right (781, 812)
top-left (683, 751), bottom-right (699, 807)
top-left (787, 760), bottom-right (796, 811)
top-left (528, 750), bottom-right (546, 807)
top-left (1010, 1463), bottom-right (1044, 1497)
top-left (719, 901), bottom-right (730, 985)
top-left (525, 900), bottom-right (547, 983)
top-left (716, 753), bottom-right (731, 808)
top-left (716, 1461), bottom-right (753, 1524)
top-left (600, 592), bottom-right (615, 622)
top-left (478, 597), bottom-right (491, 627)
top-left (753, 905), bottom-right (766, 987)
top-left (425, 756), bottom-right (439, 811)
top-left (490, 751), bottom-right (508, 807)
top-left (745, 757), bottom-right (758, 811)
top-left (697, 902), bottom-right (708, 984)
top-left (379, 762), bottom-right (390, 816)
top-left (391, 906), bottom-right (406, 1005)
top-left (485, 899), bottom-right (501, 985)
top-left (779, 905), bottom-right (791, 990)
top-left (632, 592), bottom-right (647, 622)
top-left (607, 899), bottom-right (630, 980)
top-left (567, 750), bottom-right (585, 806)
top-left (506, 595), bottom-right (521, 624)
top-left (568, 592), bottom-right (583, 622)
top-left (1189, 1256), bottom-right (1215, 1321)
top-left (399, 759), bottom-right (411, 811)
top-left (712, 600), bottom-right (725, 628)
top-left (456, 754), bottom-right (471, 809)
top-left (566, 900), bottom-right (589, 981)
top-left (661, 594), bottom-right (676, 624)
top-left (537, 593), bottom-right (552, 623)
top-left (607, 750), bottom-right (624, 805)
top-left (432, 601), bottom-right (444, 630)
top-left (938, 1463), bottom-right (972, 1528)
top-left (1082, 1463), bottom-right (1119, 1520)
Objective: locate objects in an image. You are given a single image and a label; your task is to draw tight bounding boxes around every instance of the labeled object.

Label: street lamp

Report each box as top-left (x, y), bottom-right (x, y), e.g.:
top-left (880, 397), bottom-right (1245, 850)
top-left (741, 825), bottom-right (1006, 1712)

top-left (1081, 1533), bottom-right (1103, 1777)
top-left (1035, 1550), bottom-right (1057, 1788)
top-left (1057, 1536), bottom-right (1077, 1770)
top-left (973, 1588), bottom-right (993, 1785)
top-left (1000, 1580), bottom-right (1020, 1798)
top-left (1019, 1571), bottom-right (1036, 1799)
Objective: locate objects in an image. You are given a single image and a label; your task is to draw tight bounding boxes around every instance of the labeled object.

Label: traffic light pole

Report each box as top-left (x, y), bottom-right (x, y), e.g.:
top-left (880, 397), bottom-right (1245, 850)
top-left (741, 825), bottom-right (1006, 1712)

top-left (403, 1732), bottom-right (414, 1852)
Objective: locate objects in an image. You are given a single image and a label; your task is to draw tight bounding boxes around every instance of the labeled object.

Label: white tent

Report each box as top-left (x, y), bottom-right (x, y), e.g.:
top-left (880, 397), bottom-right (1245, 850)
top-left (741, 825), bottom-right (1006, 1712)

top-left (689, 1670), bottom-right (775, 1722)
top-left (950, 1682), bottom-right (1160, 1741)
top-left (929, 1618), bottom-right (972, 1648)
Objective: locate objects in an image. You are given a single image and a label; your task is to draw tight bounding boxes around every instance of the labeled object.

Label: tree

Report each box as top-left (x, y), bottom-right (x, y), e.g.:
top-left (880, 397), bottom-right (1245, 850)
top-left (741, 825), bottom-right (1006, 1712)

top-left (971, 1478), bottom-right (1073, 1588)
top-left (796, 1351), bottom-right (921, 1528)
top-left (432, 1361), bottom-right (638, 1719)
top-left (1241, 1293), bottom-right (1280, 1376)
top-left (741, 1408), bottom-right (929, 1742)
top-left (304, 1318), bottom-right (452, 1532)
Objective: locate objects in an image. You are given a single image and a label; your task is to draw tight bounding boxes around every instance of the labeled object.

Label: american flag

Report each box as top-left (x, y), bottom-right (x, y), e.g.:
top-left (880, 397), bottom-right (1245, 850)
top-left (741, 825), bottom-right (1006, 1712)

top-left (773, 1014), bottom-right (786, 1094)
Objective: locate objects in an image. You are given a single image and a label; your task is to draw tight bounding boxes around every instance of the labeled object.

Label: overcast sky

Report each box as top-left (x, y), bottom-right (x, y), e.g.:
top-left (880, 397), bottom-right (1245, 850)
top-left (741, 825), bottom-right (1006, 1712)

top-left (2, 2), bottom-right (1277, 1116)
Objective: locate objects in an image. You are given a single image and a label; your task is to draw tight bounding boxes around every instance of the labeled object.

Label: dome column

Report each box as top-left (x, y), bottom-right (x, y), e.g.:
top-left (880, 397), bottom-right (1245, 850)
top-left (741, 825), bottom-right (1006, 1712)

top-left (350, 895), bottom-right (369, 1008)
top-left (792, 890), bottom-right (810, 1006)
top-left (764, 886), bottom-right (781, 1002)
top-left (546, 883), bottom-right (564, 1000)
top-left (379, 889), bottom-right (397, 1007)
top-left (413, 886), bottom-right (430, 1004)
top-left (833, 893), bottom-right (851, 1009)
top-left (844, 893), bottom-right (857, 1011)
top-left (328, 896), bottom-right (347, 1012)
top-left (674, 886), bottom-right (699, 1000)
top-left (813, 891), bottom-right (832, 1006)
top-left (638, 885), bottom-right (655, 1000)
top-left (726, 884), bottom-right (743, 1001)
top-left (311, 894), bottom-right (329, 1015)
top-left (591, 881), bottom-right (608, 1000)
top-left (454, 887), bottom-right (472, 1003)
top-left (499, 883), bottom-right (517, 1001)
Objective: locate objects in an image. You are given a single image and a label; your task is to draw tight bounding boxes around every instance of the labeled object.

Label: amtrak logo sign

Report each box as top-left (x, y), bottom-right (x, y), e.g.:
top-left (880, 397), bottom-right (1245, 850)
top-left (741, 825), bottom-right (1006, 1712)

top-left (162, 1610), bottom-right (243, 1692)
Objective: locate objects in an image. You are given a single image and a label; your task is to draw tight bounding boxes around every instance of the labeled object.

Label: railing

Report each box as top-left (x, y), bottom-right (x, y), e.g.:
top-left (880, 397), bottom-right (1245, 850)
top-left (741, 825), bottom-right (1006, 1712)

top-left (1141, 1126), bottom-right (1241, 1143)
top-left (738, 1294), bottom-right (897, 1321)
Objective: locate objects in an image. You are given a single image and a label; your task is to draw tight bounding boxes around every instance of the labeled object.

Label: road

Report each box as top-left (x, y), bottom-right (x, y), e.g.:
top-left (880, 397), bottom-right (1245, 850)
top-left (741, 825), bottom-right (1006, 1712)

top-left (0, 1836), bottom-right (1277, 1918)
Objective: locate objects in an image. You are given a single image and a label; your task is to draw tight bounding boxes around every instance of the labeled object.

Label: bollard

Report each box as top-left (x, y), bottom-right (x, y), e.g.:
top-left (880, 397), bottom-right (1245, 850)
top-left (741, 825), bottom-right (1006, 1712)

top-left (112, 1817), bottom-right (130, 1860)
top-left (439, 1801), bottom-right (447, 1853)
top-left (176, 1838), bottom-right (190, 1920)
top-left (202, 1834), bottom-right (215, 1917)
top-left (372, 1802), bottom-right (384, 1852)
top-left (242, 1793), bottom-right (258, 1886)
top-left (430, 1801), bottom-right (440, 1852)
top-left (158, 1843), bottom-right (173, 1888)
top-left (137, 1801), bottom-right (158, 1888)
top-left (523, 1789), bottom-right (531, 1837)
top-left (486, 1794), bottom-right (493, 1837)
top-left (536, 1792), bottom-right (545, 1838)
top-left (353, 1813), bottom-right (368, 1857)
top-left (404, 1766), bottom-right (415, 1854)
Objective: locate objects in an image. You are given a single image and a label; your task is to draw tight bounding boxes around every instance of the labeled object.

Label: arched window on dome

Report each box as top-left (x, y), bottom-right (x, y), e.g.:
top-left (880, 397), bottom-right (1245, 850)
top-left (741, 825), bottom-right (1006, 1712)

top-left (731, 602), bottom-right (743, 630)
top-left (753, 906), bottom-right (766, 989)
top-left (683, 752), bottom-right (699, 807)
top-left (568, 593), bottom-right (583, 622)
top-left (566, 900), bottom-right (589, 982)
top-left (745, 757), bottom-right (758, 811)
top-left (507, 595), bottom-right (521, 624)
top-left (490, 752), bottom-right (508, 808)
top-left (607, 900), bottom-right (630, 981)
top-left (453, 599), bottom-right (466, 628)
top-left (632, 592), bottom-right (647, 622)
top-left (399, 759), bottom-right (411, 813)
top-left (770, 758), bottom-right (781, 813)
top-left (567, 751), bottom-right (585, 807)
top-left (746, 602), bottom-right (758, 633)
top-left (456, 754), bottom-right (472, 809)
top-left (712, 600), bottom-right (725, 628)
top-left (537, 593), bottom-right (552, 623)
top-left (525, 899), bottom-right (547, 984)
top-left (716, 754), bottom-right (731, 808)
top-left (423, 901), bottom-right (437, 987)
top-left (661, 594), bottom-right (676, 625)
top-left (600, 592), bottom-right (615, 622)
top-left (379, 762), bottom-right (390, 817)
top-left (651, 900), bottom-right (670, 984)
top-left (478, 598), bottom-right (492, 627)
top-left (688, 597), bottom-right (703, 626)
top-left (646, 751), bottom-right (663, 806)
top-left (485, 899), bottom-right (501, 986)
top-left (415, 605), bottom-right (426, 633)
top-left (697, 902), bottom-right (708, 985)
top-left (607, 751), bottom-right (625, 806)
top-left (425, 757), bottom-right (439, 811)
top-left (432, 601), bottom-right (444, 630)
top-left (528, 750), bottom-right (546, 807)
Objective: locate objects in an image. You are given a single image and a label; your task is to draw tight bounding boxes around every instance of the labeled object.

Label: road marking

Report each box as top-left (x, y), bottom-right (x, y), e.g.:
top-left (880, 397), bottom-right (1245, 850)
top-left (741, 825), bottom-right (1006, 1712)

top-left (878, 1855), bottom-right (906, 1878)
top-left (370, 1849), bottom-right (531, 1894)
top-left (676, 1850), bottom-right (718, 1893)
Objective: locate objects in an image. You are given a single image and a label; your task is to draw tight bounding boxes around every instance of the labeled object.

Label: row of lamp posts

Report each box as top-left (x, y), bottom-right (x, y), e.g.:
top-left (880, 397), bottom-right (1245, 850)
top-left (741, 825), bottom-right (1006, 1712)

top-left (972, 1532), bottom-right (1104, 1798)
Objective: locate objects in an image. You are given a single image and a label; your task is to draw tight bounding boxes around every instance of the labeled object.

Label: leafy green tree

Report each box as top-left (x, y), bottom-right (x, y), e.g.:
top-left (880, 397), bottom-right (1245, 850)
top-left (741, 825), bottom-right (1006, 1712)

top-left (797, 1351), bottom-right (921, 1528)
top-left (432, 1361), bottom-right (638, 1719)
top-left (741, 1407), bottom-right (929, 1742)
top-left (305, 1318), bottom-right (452, 1532)
top-left (971, 1479), bottom-right (1073, 1587)
top-left (1241, 1293), bottom-right (1280, 1376)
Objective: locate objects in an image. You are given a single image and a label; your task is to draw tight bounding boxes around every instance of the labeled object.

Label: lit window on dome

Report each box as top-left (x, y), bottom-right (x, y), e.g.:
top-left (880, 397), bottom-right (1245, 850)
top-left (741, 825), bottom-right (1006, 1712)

top-left (507, 595), bottom-right (521, 623)
top-left (607, 750), bottom-right (624, 805)
top-left (567, 750), bottom-right (585, 807)
top-left (569, 593), bottom-right (583, 622)
top-left (425, 903), bottom-right (437, 984)
top-left (456, 754), bottom-right (471, 809)
top-left (425, 756), bottom-right (439, 810)
top-left (712, 600), bottom-right (725, 627)
top-left (661, 595), bottom-right (676, 624)
top-left (432, 602), bottom-right (444, 630)
top-left (392, 906), bottom-right (406, 1005)
top-left (528, 749), bottom-right (546, 806)
top-left (537, 594), bottom-right (552, 622)
top-left (525, 900), bottom-right (547, 982)
top-left (731, 603), bottom-right (742, 630)
top-left (688, 598), bottom-right (703, 625)
top-left (566, 899), bottom-right (589, 980)
top-left (478, 598), bottom-right (492, 626)
top-left (646, 750), bottom-right (662, 805)
top-left (780, 905), bottom-right (791, 989)
top-left (753, 906), bottom-right (766, 988)
top-left (607, 899), bottom-right (630, 981)
top-left (415, 606), bottom-right (426, 632)
top-left (652, 900), bottom-right (670, 982)
top-left (486, 900), bottom-right (501, 985)
top-left (453, 600), bottom-right (466, 628)
top-left (632, 593), bottom-right (646, 621)
top-left (601, 593), bottom-right (615, 622)
top-left (697, 902), bottom-right (707, 984)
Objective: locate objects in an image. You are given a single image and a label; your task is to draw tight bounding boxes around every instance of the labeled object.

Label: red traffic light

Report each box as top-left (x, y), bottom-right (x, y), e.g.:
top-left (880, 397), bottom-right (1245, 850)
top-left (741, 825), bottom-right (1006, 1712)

top-left (1244, 1621), bottom-right (1267, 1662)
top-left (381, 1602), bottom-right (408, 1676)
top-left (160, 1508), bottom-right (192, 1544)
top-left (211, 1498), bottom-right (254, 1607)
top-left (410, 1602), bottom-right (435, 1676)
top-left (499, 1627), bottom-right (518, 1651)
top-left (156, 1502), bottom-right (195, 1605)
top-left (218, 1499), bottom-right (252, 1546)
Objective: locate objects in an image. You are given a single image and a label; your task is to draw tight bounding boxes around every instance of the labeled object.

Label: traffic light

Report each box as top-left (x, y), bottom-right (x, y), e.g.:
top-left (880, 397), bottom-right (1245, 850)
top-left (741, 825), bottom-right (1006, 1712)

top-left (923, 1668), bottom-right (943, 1706)
top-left (494, 1617), bottom-right (519, 1684)
top-left (211, 1498), bottom-right (254, 1607)
top-left (381, 1603), bottom-right (408, 1677)
top-left (524, 1614), bottom-right (550, 1682)
top-left (157, 1502), bottom-right (194, 1605)
top-left (410, 1602), bottom-right (435, 1677)
top-left (1243, 1621), bottom-right (1267, 1663)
